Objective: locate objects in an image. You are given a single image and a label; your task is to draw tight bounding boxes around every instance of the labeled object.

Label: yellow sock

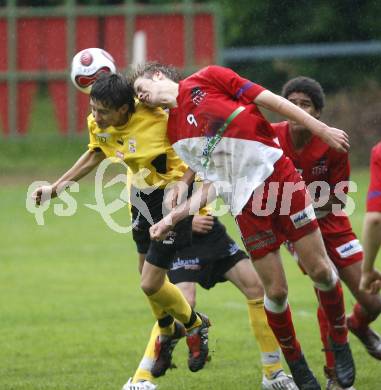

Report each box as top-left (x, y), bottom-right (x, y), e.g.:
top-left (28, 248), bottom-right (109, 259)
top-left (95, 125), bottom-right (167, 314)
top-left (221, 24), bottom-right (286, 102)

top-left (132, 322), bottom-right (159, 383)
top-left (148, 279), bottom-right (201, 329)
top-left (147, 297), bottom-right (175, 336)
top-left (247, 298), bottom-right (283, 379)
top-left (145, 275), bottom-right (172, 322)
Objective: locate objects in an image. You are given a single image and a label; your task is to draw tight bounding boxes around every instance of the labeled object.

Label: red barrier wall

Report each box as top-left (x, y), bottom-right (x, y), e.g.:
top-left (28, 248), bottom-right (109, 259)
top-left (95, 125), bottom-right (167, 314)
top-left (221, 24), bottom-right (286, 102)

top-left (0, 13), bottom-right (215, 135)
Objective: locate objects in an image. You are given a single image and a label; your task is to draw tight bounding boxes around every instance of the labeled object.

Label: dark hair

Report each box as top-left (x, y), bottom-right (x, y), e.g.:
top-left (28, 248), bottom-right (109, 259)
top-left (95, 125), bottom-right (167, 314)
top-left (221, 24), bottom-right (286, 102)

top-left (281, 76), bottom-right (325, 111)
top-left (90, 73), bottom-right (135, 116)
top-left (128, 61), bottom-right (181, 86)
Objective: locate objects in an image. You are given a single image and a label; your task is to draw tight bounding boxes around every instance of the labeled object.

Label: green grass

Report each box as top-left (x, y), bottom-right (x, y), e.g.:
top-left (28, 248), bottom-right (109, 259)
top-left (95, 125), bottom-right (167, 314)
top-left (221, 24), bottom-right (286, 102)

top-left (0, 88), bottom-right (89, 176)
top-left (1, 169), bottom-right (380, 389)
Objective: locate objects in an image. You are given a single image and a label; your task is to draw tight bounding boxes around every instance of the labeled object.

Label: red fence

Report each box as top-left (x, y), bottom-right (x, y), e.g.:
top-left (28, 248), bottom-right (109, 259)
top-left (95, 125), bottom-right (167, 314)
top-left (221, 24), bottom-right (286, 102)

top-left (0, 7), bottom-right (219, 135)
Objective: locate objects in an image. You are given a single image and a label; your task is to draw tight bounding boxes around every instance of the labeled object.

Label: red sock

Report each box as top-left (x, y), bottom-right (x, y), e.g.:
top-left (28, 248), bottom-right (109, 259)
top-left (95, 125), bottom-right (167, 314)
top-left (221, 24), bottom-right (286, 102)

top-left (348, 303), bottom-right (376, 332)
top-left (264, 304), bottom-right (302, 362)
top-left (316, 282), bottom-right (348, 344)
top-left (317, 305), bottom-right (335, 368)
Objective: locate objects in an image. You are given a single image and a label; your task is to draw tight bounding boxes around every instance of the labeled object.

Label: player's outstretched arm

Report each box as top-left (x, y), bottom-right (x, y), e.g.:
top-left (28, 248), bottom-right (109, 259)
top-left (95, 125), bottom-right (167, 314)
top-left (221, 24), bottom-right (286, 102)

top-left (360, 211), bottom-right (381, 294)
top-left (31, 149), bottom-right (105, 206)
top-left (254, 90), bottom-right (349, 152)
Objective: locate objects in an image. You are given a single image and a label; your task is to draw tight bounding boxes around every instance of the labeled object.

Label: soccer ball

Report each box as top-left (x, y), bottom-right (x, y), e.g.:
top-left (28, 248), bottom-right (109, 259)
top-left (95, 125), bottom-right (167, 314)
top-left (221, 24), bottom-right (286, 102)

top-left (70, 48), bottom-right (116, 94)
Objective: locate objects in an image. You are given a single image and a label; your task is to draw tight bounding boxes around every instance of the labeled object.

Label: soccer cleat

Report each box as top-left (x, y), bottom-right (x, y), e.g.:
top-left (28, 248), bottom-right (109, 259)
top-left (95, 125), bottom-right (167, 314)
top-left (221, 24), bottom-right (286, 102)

top-left (326, 379), bottom-right (356, 390)
top-left (347, 318), bottom-right (381, 360)
top-left (324, 367), bottom-right (356, 390)
top-left (262, 369), bottom-right (298, 389)
top-left (151, 321), bottom-right (186, 378)
top-left (122, 378), bottom-right (157, 390)
top-left (329, 338), bottom-right (355, 389)
top-left (186, 312), bottom-right (211, 372)
top-left (287, 355), bottom-right (321, 390)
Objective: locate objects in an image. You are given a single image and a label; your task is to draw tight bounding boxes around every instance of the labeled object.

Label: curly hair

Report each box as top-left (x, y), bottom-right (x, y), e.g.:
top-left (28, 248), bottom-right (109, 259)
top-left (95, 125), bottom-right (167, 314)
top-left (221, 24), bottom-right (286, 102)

top-left (281, 76), bottom-right (325, 111)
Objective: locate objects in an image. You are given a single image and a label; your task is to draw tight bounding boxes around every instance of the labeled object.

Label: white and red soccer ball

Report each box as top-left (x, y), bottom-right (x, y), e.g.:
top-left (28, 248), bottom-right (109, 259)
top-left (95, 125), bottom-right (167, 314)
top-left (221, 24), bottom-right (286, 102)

top-left (70, 48), bottom-right (116, 94)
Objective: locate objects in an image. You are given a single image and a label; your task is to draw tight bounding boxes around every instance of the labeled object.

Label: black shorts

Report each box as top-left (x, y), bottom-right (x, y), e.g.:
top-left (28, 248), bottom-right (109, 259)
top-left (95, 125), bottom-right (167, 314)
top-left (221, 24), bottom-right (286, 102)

top-left (131, 186), bottom-right (193, 269)
top-left (168, 218), bottom-right (248, 289)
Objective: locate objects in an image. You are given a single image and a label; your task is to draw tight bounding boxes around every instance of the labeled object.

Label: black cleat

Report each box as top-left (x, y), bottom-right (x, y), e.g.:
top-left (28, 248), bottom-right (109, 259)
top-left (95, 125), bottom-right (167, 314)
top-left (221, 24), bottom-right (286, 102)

top-left (287, 354), bottom-right (321, 390)
top-left (329, 338), bottom-right (355, 389)
top-left (347, 318), bottom-right (381, 360)
top-left (186, 312), bottom-right (211, 372)
top-left (151, 321), bottom-right (185, 378)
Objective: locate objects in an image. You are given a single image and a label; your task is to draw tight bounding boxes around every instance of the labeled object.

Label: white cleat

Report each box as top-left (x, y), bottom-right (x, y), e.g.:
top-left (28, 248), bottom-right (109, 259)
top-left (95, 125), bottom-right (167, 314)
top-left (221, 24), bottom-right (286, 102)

top-left (262, 370), bottom-right (298, 390)
top-left (122, 377), bottom-right (157, 390)
top-left (326, 378), bottom-right (356, 390)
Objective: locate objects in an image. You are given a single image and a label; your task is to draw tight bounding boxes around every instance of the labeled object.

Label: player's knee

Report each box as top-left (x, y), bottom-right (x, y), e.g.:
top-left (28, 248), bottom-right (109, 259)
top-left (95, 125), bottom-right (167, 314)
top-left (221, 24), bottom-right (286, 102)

top-left (140, 279), bottom-right (159, 295)
top-left (307, 258), bottom-right (333, 284)
top-left (266, 286), bottom-right (288, 304)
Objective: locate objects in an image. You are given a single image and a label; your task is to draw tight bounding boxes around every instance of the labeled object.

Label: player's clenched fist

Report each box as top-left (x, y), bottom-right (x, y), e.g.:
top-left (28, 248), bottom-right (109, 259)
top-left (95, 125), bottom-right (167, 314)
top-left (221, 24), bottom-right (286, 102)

top-left (149, 216), bottom-right (174, 241)
top-left (320, 126), bottom-right (350, 153)
top-left (31, 185), bottom-right (56, 206)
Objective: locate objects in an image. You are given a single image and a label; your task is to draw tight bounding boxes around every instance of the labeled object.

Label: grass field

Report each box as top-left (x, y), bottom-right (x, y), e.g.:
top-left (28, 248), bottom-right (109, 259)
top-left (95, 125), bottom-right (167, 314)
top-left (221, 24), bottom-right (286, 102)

top-left (1, 164), bottom-right (380, 389)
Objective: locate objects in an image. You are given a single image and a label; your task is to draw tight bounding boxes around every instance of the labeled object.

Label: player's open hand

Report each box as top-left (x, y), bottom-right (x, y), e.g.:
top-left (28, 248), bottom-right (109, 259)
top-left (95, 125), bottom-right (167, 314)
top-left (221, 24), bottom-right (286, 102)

top-left (192, 215), bottom-right (214, 234)
top-left (149, 216), bottom-right (174, 241)
top-left (359, 268), bottom-right (381, 295)
top-left (31, 185), bottom-right (56, 206)
top-left (321, 127), bottom-right (350, 153)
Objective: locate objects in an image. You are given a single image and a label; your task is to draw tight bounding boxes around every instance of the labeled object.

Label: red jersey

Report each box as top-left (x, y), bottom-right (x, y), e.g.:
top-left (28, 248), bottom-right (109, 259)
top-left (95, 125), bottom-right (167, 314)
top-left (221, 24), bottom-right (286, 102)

top-left (367, 142), bottom-right (381, 212)
top-left (167, 65), bottom-right (283, 216)
top-left (272, 121), bottom-right (350, 197)
top-left (273, 121), bottom-right (362, 268)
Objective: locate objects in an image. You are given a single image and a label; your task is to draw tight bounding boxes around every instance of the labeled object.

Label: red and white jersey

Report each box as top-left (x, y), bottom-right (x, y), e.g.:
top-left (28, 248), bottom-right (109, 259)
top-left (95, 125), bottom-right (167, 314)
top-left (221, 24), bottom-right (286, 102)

top-left (167, 65), bottom-right (283, 216)
top-left (367, 141), bottom-right (381, 212)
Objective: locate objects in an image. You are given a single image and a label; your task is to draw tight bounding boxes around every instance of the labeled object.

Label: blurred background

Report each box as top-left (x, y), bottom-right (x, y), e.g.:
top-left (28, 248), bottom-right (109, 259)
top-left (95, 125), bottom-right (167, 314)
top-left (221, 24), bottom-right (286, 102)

top-left (1, 2), bottom-right (380, 389)
top-left (0, 0), bottom-right (380, 177)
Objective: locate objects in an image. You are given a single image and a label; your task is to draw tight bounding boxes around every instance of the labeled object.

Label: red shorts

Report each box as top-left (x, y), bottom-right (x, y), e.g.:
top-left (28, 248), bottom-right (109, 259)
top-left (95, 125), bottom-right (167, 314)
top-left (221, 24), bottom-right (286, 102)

top-left (284, 212), bottom-right (362, 271)
top-left (319, 213), bottom-right (363, 269)
top-left (236, 156), bottom-right (319, 259)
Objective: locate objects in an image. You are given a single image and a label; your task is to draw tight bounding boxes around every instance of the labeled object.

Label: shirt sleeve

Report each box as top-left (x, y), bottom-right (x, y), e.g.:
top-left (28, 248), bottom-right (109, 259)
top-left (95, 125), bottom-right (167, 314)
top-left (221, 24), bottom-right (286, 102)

top-left (367, 143), bottom-right (381, 212)
top-left (204, 65), bottom-right (266, 104)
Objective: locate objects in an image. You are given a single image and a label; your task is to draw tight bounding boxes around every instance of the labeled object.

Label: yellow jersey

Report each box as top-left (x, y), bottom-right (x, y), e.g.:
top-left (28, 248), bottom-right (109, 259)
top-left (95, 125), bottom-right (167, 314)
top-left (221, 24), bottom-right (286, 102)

top-left (87, 102), bottom-right (187, 189)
